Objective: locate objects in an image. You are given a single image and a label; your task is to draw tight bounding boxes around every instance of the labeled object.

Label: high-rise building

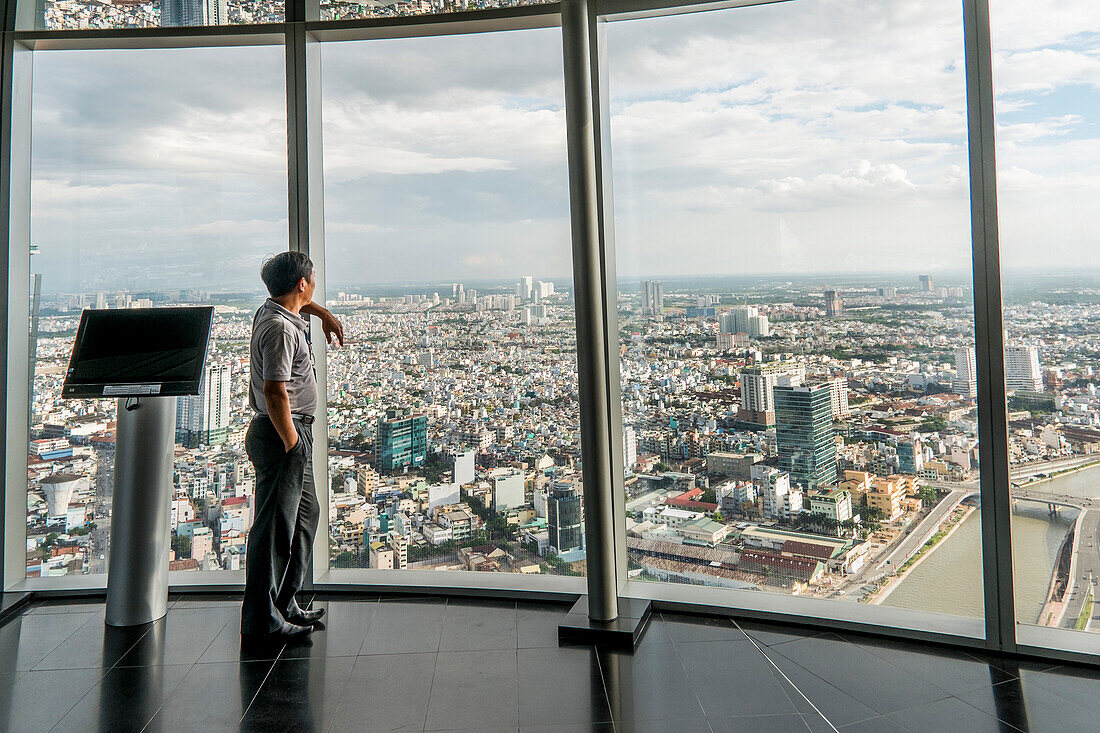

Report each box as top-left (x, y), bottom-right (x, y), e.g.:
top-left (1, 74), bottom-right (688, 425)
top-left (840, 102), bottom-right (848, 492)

top-left (774, 383), bottom-right (838, 490)
top-left (721, 305), bottom-right (757, 335)
top-left (176, 362), bottom-right (231, 448)
top-left (490, 469), bottom-right (525, 513)
top-left (748, 314), bottom-right (770, 337)
top-left (827, 377), bottom-right (850, 417)
top-left (623, 425), bottom-right (637, 478)
top-left (640, 280), bottom-right (664, 319)
top-left (739, 361), bottom-right (805, 427)
top-left (548, 484), bottom-right (583, 554)
top-left (954, 346), bottom-right (978, 398)
top-left (376, 407), bottom-right (428, 474)
top-left (518, 276), bottom-right (533, 300)
top-left (824, 290), bottom-right (843, 317)
top-left (898, 435), bottom-right (924, 475)
top-left (1005, 345), bottom-right (1043, 392)
top-left (162, 0), bottom-right (227, 26)
top-left (919, 274), bottom-right (934, 292)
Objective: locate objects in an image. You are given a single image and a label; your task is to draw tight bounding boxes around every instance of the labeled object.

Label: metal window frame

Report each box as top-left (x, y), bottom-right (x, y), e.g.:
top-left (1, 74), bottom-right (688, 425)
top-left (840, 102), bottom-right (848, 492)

top-left (1, 0), bottom-right (1096, 666)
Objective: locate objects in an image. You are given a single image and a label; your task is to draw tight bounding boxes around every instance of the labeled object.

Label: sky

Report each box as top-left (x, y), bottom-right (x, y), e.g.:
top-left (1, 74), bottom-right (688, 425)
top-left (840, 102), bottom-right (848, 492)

top-left (25, 0), bottom-right (1100, 293)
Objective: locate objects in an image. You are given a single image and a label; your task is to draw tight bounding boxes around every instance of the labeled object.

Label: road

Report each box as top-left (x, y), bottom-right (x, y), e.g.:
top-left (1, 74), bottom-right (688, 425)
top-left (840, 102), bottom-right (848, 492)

top-left (840, 488), bottom-right (970, 600)
top-left (1059, 508), bottom-right (1100, 630)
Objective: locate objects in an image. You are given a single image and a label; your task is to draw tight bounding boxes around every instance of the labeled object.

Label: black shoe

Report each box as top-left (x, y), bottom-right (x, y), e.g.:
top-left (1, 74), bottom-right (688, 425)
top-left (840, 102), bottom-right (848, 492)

top-left (285, 606), bottom-right (326, 626)
top-left (242, 620), bottom-right (314, 646)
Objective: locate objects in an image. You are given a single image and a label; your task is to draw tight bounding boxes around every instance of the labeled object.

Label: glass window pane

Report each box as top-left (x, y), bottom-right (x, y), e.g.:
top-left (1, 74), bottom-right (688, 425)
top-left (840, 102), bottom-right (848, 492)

top-left (991, 0), bottom-right (1100, 635)
top-left (320, 30), bottom-right (582, 576)
top-left (26, 0), bottom-right (283, 31)
top-left (609, 0), bottom-right (983, 621)
top-left (24, 46), bottom-right (288, 579)
top-left (319, 0), bottom-right (552, 23)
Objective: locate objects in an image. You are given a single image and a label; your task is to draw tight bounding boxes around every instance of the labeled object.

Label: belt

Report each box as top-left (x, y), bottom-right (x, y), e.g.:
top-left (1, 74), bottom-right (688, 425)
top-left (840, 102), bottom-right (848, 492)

top-left (292, 414), bottom-right (315, 425)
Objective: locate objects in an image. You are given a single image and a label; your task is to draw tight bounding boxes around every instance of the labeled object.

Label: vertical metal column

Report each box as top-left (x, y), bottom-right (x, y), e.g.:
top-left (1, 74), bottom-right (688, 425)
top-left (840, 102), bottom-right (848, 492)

top-left (562, 0), bottom-right (617, 622)
top-left (105, 397), bottom-right (176, 626)
top-left (963, 0), bottom-right (1016, 653)
top-left (285, 18), bottom-right (330, 584)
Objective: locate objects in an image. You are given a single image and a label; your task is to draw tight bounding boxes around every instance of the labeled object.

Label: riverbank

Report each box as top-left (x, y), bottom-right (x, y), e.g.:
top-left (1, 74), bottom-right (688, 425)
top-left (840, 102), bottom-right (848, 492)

top-left (868, 504), bottom-right (975, 606)
top-left (1016, 459), bottom-right (1100, 489)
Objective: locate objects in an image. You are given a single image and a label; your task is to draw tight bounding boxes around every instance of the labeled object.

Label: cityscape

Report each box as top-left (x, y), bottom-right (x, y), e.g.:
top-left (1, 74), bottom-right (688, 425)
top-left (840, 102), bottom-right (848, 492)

top-left (24, 270), bottom-right (1100, 631)
top-left (35, 0), bottom-right (555, 30)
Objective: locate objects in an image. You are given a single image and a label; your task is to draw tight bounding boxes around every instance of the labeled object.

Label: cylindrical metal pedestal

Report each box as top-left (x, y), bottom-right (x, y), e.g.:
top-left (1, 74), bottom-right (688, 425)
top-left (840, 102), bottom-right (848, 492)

top-left (105, 397), bottom-right (176, 627)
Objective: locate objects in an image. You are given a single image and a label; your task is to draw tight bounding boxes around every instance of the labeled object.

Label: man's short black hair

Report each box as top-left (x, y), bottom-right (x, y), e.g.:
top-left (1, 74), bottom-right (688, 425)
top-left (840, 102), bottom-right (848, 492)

top-left (261, 252), bottom-right (314, 297)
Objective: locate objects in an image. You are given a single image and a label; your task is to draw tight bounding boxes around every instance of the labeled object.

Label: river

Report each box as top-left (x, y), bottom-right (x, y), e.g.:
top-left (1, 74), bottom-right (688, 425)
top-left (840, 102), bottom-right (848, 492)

top-left (881, 465), bottom-right (1100, 622)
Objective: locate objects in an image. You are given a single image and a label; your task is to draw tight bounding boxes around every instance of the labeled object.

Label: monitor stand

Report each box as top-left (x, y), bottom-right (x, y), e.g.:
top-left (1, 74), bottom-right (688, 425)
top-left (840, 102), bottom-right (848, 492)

top-left (105, 396), bottom-right (177, 627)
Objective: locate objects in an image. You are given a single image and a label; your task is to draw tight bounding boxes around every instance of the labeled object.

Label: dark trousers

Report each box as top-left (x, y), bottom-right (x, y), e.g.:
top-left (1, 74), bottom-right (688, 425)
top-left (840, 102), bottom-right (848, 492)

top-left (241, 414), bottom-right (319, 635)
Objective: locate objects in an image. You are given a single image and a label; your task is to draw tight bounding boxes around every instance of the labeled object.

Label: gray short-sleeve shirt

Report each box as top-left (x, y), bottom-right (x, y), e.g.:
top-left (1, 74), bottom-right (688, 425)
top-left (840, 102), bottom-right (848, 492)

top-left (249, 299), bottom-right (317, 417)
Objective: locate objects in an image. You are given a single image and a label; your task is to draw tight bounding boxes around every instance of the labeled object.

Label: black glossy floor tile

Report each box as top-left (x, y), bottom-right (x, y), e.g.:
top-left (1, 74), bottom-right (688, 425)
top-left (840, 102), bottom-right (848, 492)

top-left (517, 603), bottom-right (572, 649)
top-left (612, 720), bottom-right (712, 732)
top-left (958, 673), bottom-right (1090, 733)
top-left (145, 659), bottom-right (277, 732)
top-left (518, 646), bottom-right (612, 726)
top-left (360, 597), bottom-right (446, 655)
top-left (520, 724), bottom-right (616, 733)
top-left (1015, 662), bottom-right (1100, 717)
top-left (114, 606), bottom-right (238, 667)
top-left (885, 695), bottom-right (1016, 733)
top-left (757, 647), bottom-right (877, 727)
top-left (0, 611), bottom-right (95, 672)
top-left (599, 643), bottom-right (706, 723)
top-left (25, 600), bottom-right (104, 615)
top-left (0, 667), bottom-right (105, 733)
top-left (327, 652), bottom-right (436, 733)
top-left (281, 598), bottom-right (377, 660)
top-left (736, 619), bottom-right (827, 648)
top-left (676, 639), bottom-right (801, 719)
top-left (440, 599), bottom-right (518, 652)
top-left (169, 593), bottom-right (243, 609)
top-left (838, 715), bottom-right (909, 732)
top-left (770, 633), bottom-right (949, 716)
top-left (32, 614), bottom-right (151, 671)
top-left (50, 663), bottom-right (192, 733)
top-left (426, 649), bottom-right (519, 730)
top-left (239, 655), bottom-right (356, 732)
top-left (708, 714), bottom-right (812, 732)
top-left (841, 634), bottom-right (1017, 696)
top-left (196, 617), bottom-right (287, 664)
top-left (660, 613), bottom-right (747, 644)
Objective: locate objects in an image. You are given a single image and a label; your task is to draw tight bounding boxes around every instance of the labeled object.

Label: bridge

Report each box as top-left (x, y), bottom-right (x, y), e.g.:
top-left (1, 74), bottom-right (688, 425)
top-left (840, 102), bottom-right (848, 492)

top-left (1011, 489), bottom-right (1093, 513)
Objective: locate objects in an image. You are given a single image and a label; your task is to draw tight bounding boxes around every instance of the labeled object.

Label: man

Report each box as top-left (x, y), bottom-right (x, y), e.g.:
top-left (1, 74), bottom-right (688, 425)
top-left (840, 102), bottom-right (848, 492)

top-left (241, 251), bottom-right (344, 642)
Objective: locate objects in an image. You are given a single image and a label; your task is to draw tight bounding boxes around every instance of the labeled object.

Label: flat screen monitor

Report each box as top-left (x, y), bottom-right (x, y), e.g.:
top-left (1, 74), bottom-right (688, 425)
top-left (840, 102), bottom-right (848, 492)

top-left (62, 306), bottom-right (214, 399)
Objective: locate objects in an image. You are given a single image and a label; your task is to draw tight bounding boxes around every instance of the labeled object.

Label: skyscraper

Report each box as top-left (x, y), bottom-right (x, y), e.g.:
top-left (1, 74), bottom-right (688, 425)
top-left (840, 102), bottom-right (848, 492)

top-left (623, 425), bottom-right (637, 478)
top-left (824, 290), bottom-right (843, 317)
top-left (1005, 345), bottom-right (1043, 392)
top-left (748, 314), bottom-right (770, 337)
top-left (547, 484), bottom-right (583, 554)
top-left (640, 280), bottom-right (664, 319)
top-left (376, 407), bottom-right (428, 474)
top-left (954, 346), bottom-right (978, 398)
top-left (722, 305), bottom-right (758, 335)
top-left (774, 383), bottom-right (837, 490)
top-left (827, 377), bottom-right (850, 417)
top-left (518, 276), bottom-right (533, 300)
top-left (176, 362), bottom-right (231, 448)
top-left (739, 361), bottom-right (805, 428)
top-left (162, 0), bottom-right (227, 26)
top-left (919, 274), bottom-right (934, 292)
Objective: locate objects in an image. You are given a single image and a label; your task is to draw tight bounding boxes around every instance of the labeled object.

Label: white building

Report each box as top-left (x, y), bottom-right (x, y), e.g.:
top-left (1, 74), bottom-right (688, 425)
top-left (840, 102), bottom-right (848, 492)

top-left (623, 425), bottom-right (637, 478)
top-left (176, 362), bottom-right (231, 445)
top-left (827, 377), bottom-right (850, 417)
top-left (751, 465), bottom-right (791, 519)
top-left (640, 280), bottom-right (664, 319)
top-left (1005, 345), bottom-right (1043, 392)
top-left (954, 346), bottom-right (978, 398)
